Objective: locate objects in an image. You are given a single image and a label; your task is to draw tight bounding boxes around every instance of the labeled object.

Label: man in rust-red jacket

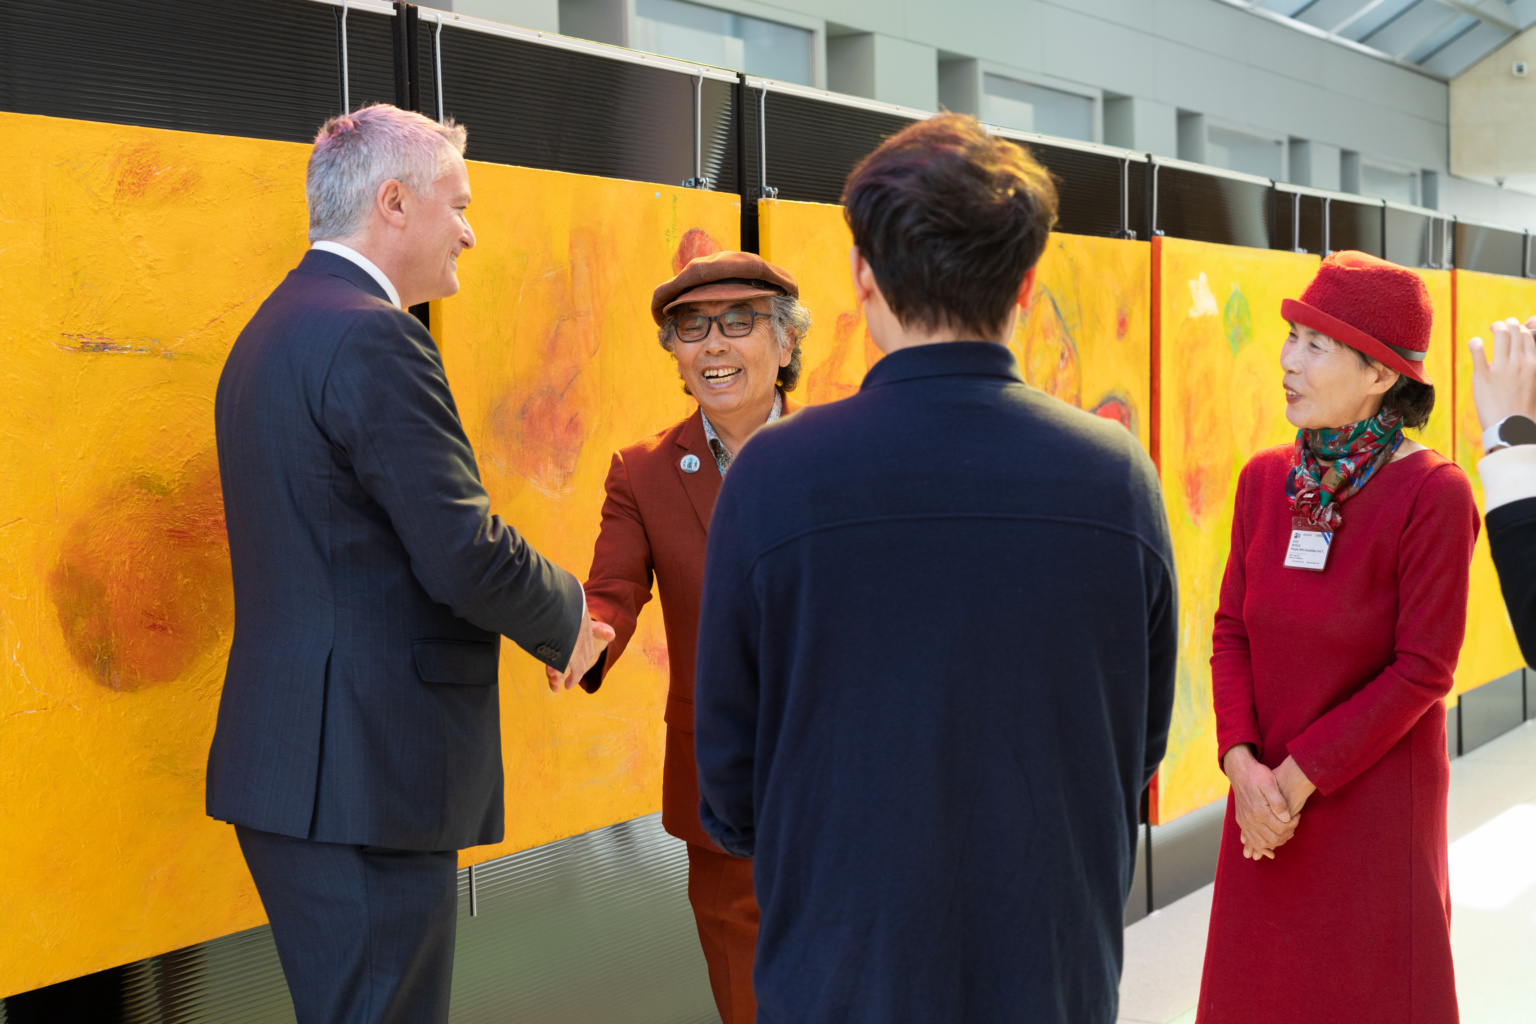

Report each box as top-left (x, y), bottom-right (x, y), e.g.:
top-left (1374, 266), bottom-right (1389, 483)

top-left (562, 251), bottom-right (810, 1024)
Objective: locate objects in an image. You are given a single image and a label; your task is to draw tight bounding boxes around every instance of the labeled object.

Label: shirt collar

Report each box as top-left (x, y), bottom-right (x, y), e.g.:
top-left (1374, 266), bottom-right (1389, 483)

top-left (700, 390), bottom-right (783, 477)
top-left (860, 341), bottom-right (1023, 390)
top-left (311, 241), bottom-right (402, 309)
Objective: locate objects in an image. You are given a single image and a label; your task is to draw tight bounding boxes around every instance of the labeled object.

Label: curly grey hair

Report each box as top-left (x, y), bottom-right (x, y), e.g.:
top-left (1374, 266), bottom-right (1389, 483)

top-left (658, 294), bottom-right (812, 392)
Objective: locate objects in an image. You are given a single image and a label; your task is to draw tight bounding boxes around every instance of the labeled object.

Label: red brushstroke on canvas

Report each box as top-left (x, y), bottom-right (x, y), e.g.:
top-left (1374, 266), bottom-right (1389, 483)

top-left (672, 227), bottom-right (721, 274)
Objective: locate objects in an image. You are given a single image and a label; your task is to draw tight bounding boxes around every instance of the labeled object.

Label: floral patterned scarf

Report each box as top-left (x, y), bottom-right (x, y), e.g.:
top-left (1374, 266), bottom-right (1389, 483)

top-left (1285, 407), bottom-right (1404, 530)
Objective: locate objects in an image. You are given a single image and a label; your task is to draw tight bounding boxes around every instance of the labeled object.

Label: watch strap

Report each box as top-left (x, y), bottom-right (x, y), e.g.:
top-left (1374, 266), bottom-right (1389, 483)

top-left (1485, 415), bottom-right (1536, 454)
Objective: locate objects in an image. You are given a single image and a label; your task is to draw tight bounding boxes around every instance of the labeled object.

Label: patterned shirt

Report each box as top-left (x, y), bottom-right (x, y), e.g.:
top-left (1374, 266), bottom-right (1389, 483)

top-left (700, 390), bottom-right (784, 477)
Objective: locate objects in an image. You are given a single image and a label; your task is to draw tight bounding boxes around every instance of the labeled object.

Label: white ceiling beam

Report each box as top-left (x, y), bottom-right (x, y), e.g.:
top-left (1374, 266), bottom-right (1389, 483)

top-left (1435, 0), bottom-right (1520, 33)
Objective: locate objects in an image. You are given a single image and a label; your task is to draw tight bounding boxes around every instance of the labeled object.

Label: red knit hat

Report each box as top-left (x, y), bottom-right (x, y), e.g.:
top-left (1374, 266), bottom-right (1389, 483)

top-left (1280, 251), bottom-right (1434, 385)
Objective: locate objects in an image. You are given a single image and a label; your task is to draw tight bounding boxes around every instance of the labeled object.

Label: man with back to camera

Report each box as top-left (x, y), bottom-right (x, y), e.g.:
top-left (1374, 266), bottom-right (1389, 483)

top-left (692, 114), bottom-right (1178, 1023)
top-left (207, 104), bottom-right (612, 1024)
top-left (1469, 317), bottom-right (1536, 662)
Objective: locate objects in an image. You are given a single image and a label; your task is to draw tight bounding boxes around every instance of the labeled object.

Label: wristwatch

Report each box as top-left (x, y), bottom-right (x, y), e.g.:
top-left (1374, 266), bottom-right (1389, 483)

top-left (1482, 414), bottom-right (1536, 455)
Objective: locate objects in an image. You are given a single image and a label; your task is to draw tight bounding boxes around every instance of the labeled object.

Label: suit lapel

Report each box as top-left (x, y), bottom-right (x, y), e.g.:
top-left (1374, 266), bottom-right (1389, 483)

top-left (675, 397), bottom-right (802, 534)
top-left (676, 409), bottom-right (722, 533)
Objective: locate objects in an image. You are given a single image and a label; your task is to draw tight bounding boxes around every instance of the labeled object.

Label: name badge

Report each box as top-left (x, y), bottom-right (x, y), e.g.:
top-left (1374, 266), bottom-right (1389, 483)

top-left (1284, 519), bottom-right (1332, 572)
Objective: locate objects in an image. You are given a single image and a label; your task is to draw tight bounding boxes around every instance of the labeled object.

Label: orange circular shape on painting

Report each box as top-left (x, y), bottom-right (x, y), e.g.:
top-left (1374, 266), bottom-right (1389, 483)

top-left (48, 451), bottom-right (232, 691)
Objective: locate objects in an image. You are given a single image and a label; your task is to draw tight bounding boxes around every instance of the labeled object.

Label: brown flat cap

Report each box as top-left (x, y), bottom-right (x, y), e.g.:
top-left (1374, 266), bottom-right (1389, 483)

top-left (651, 250), bottom-right (799, 325)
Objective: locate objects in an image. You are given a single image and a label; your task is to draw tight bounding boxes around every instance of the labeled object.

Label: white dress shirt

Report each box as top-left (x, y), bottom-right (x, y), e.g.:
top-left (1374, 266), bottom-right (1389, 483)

top-left (1479, 444), bottom-right (1536, 513)
top-left (311, 240), bottom-right (402, 309)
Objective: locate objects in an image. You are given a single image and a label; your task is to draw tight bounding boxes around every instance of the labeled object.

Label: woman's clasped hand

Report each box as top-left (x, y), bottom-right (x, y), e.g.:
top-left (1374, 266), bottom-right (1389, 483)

top-left (1222, 744), bottom-right (1316, 860)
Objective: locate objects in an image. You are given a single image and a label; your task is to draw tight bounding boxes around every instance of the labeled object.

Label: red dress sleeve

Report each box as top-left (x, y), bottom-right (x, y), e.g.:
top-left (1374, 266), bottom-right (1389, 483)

top-left (1287, 463), bottom-right (1479, 795)
top-left (1211, 459), bottom-right (1264, 766)
top-left (581, 451), bottom-right (655, 685)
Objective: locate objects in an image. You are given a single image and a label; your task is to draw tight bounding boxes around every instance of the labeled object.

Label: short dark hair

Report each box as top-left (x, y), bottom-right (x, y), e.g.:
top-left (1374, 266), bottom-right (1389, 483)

top-left (1352, 347), bottom-right (1435, 430)
top-left (841, 113), bottom-right (1059, 338)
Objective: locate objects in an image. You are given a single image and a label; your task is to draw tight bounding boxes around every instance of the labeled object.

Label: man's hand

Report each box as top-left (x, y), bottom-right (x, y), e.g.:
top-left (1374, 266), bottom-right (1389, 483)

top-left (1468, 318), bottom-right (1536, 432)
top-left (1223, 745), bottom-right (1299, 861)
top-left (546, 617), bottom-right (617, 692)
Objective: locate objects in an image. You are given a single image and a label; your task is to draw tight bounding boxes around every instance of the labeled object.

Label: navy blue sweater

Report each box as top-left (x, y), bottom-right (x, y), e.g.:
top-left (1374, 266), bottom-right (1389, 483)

top-left (695, 342), bottom-right (1176, 1024)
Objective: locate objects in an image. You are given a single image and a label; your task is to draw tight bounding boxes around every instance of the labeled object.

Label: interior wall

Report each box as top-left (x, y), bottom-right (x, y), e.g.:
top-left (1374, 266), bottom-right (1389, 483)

top-left (538, 0), bottom-right (1536, 228)
top-left (453, 0), bottom-right (561, 32)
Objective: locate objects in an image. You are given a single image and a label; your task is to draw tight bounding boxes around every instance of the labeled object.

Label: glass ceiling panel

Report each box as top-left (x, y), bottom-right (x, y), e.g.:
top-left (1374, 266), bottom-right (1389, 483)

top-left (1405, 13), bottom-right (1479, 64)
top-left (1258, 0), bottom-right (1316, 17)
top-left (1294, 0), bottom-right (1373, 33)
top-left (1339, 0), bottom-right (1426, 43)
top-left (1362, 1), bottom-right (1462, 56)
top-left (1240, 0), bottom-right (1527, 77)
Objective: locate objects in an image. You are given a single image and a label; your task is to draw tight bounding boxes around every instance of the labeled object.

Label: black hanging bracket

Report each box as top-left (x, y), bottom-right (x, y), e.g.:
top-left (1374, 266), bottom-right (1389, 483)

top-left (1112, 156), bottom-right (1135, 240)
top-left (392, 2), bottom-right (432, 330)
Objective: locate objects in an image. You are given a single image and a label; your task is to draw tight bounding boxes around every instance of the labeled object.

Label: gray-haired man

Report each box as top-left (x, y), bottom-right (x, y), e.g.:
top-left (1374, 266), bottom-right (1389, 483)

top-left (208, 104), bottom-right (612, 1024)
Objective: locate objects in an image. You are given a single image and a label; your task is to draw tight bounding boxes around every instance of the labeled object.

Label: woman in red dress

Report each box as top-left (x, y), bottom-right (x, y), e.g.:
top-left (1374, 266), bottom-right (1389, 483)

top-left (1198, 251), bottom-right (1478, 1024)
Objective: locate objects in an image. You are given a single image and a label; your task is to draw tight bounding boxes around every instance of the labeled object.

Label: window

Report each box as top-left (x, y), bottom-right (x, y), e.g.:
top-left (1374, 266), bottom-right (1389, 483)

top-left (633, 0), bottom-right (813, 85)
top-left (980, 74), bottom-right (1093, 142)
top-left (1206, 126), bottom-right (1283, 180)
top-left (1361, 163), bottom-right (1418, 205)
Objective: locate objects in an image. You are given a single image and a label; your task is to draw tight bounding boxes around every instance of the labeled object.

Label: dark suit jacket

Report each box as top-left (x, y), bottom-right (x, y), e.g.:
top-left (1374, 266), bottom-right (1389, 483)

top-left (694, 343), bottom-right (1177, 1024)
top-left (208, 250), bottom-right (584, 852)
top-left (581, 399), bottom-right (798, 849)
top-left (1488, 495), bottom-right (1536, 666)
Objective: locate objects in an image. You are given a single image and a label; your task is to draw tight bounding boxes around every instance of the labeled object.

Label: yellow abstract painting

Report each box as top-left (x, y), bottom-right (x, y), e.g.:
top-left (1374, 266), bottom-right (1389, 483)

top-left (757, 198), bottom-right (878, 403)
top-left (1407, 269), bottom-right (1455, 460)
top-left (0, 110), bottom-right (741, 996)
top-left (436, 162), bottom-right (740, 864)
top-left (0, 111), bottom-right (310, 995)
top-left (1153, 237), bottom-right (1320, 823)
top-left (1451, 269), bottom-right (1534, 697)
top-left (761, 200), bottom-right (1153, 448)
top-left (1013, 233), bottom-right (1152, 450)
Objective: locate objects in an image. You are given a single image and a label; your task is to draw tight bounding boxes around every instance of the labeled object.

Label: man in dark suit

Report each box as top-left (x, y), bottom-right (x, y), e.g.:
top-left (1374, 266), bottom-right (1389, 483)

top-left (1469, 317), bottom-right (1536, 664)
top-left (693, 114), bottom-right (1177, 1023)
top-left (208, 104), bottom-right (610, 1024)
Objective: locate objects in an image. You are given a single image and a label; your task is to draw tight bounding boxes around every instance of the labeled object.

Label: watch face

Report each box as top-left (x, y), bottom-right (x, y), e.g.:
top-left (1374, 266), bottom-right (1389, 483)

top-left (1506, 415), bottom-right (1536, 447)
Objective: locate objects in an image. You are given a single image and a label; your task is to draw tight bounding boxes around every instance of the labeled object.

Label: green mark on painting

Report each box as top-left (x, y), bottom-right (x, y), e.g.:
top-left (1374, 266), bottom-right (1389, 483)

top-left (1224, 287), bottom-right (1252, 356)
top-left (664, 192), bottom-right (680, 251)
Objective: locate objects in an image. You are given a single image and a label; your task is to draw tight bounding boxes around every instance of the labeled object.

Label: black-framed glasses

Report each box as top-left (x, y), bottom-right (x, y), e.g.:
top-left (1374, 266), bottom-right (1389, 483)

top-left (675, 310), bottom-right (771, 342)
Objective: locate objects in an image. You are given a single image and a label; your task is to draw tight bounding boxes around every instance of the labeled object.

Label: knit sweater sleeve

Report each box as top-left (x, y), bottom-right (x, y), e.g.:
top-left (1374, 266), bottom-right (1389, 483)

top-left (1286, 464), bottom-right (1479, 795)
top-left (1211, 458), bottom-right (1264, 766)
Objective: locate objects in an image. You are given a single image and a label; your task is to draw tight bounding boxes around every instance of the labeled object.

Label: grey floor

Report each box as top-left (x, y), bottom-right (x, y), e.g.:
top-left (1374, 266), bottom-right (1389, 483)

top-left (1117, 719), bottom-right (1536, 1024)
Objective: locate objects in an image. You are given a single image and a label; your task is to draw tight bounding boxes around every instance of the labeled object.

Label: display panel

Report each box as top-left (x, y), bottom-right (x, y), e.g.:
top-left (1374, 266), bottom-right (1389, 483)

top-left (1451, 269), bottom-right (1535, 697)
top-left (1407, 269), bottom-right (1455, 461)
top-left (759, 200), bottom-right (1153, 450)
top-left (0, 111), bottom-right (308, 995)
top-left (0, 109), bottom-right (740, 996)
top-left (435, 163), bottom-right (740, 863)
top-left (756, 198), bottom-right (877, 403)
top-left (1153, 237), bottom-right (1320, 824)
top-left (1012, 232), bottom-right (1152, 450)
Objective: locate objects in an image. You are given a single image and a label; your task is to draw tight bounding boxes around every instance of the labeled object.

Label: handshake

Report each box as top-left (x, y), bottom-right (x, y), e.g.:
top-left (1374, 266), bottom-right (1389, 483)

top-left (545, 616), bottom-right (617, 693)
